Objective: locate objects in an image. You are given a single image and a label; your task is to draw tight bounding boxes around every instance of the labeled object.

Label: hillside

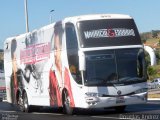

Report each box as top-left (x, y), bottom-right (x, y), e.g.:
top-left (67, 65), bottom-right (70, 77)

top-left (145, 38), bottom-right (160, 48)
top-left (0, 49), bottom-right (3, 60)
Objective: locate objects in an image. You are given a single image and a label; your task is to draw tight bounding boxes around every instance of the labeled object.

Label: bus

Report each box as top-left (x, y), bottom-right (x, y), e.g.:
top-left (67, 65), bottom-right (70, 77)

top-left (4, 14), bottom-right (148, 114)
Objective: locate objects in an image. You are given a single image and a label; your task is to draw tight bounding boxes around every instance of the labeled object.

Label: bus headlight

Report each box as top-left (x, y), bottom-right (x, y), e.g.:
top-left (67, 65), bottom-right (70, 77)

top-left (134, 88), bottom-right (148, 101)
top-left (134, 88), bottom-right (148, 94)
top-left (85, 92), bottom-right (102, 105)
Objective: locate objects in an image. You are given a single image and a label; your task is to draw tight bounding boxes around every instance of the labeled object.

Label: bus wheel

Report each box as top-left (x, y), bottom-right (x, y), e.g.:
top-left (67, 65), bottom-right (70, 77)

top-left (115, 106), bottom-right (126, 113)
top-left (63, 91), bottom-right (73, 115)
top-left (23, 92), bottom-right (31, 112)
top-left (17, 93), bottom-right (24, 112)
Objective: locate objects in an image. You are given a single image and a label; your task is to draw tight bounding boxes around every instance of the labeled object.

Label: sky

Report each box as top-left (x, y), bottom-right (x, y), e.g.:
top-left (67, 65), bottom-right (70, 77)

top-left (0, 0), bottom-right (160, 49)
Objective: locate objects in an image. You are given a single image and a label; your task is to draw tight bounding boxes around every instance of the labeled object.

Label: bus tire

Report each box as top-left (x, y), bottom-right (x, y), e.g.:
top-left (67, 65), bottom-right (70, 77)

top-left (23, 92), bottom-right (31, 112)
top-left (115, 105), bottom-right (126, 112)
top-left (63, 90), bottom-right (74, 115)
top-left (17, 92), bottom-right (24, 112)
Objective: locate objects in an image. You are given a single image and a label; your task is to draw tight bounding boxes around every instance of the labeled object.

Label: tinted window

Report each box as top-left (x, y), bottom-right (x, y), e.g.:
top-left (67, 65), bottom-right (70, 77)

top-left (84, 48), bottom-right (147, 86)
top-left (77, 19), bottom-right (141, 48)
top-left (65, 23), bottom-right (82, 84)
top-left (66, 23), bottom-right (78, 49)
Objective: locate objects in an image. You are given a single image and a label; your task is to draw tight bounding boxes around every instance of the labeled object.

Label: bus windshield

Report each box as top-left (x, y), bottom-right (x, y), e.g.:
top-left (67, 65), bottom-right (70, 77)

top-left (84, 48), bottom-right (147, 86)
top-left (77, 19), bottom-right (141, 48)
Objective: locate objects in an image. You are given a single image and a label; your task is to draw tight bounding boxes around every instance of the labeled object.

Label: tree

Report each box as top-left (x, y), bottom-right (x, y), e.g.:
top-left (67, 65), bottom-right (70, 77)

top-left (152, 30), bottom-right (158, 38)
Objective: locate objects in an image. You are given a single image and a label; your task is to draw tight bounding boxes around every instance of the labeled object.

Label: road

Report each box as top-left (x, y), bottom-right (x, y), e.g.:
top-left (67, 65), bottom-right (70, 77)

top-left (0, 101), bottom-right (160, 120)
top-left (148, 88), bottom-right (160, 94)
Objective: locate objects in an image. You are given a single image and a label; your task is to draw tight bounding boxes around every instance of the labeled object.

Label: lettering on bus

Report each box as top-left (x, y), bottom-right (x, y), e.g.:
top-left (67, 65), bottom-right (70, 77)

top-left (20, 42), bottom-right (50, 64)
top-left (84, 28), bottom-right (135, 39)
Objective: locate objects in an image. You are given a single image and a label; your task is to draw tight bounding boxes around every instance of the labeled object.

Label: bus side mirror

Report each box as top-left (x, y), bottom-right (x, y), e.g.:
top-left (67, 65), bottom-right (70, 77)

top-left (78, 51), bottom-right (86, 71)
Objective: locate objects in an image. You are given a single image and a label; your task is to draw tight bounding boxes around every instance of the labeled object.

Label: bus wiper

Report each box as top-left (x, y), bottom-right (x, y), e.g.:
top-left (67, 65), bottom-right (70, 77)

top-left (106, 81), bottom-right (119, 90)
top-left (118, 77), bottom-right (130, 82)
top-left (90, 77), bottom-right (106, 81)
top-left (86, 77), bottom-right (106, 86)
top-left (89, 77), bottom-right (120, 90)
top-left (119, 77), bottom-right (141, 82)
top-left (112, 83), bottom-right (118, 90)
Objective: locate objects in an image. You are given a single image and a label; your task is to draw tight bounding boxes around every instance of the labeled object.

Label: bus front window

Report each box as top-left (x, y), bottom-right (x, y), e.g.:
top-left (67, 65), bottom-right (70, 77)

top-left (85, 50), bottom-right (117, 86)
top-left (84, 48), bottom-right (147, 86)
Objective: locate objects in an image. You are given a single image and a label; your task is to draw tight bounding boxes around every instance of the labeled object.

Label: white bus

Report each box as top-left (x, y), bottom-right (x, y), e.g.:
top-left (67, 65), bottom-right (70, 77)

top-left (4, 14), bottom-right (148, 114)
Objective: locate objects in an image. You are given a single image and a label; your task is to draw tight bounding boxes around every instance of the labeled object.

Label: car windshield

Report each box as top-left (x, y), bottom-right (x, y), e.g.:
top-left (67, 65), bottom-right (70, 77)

top-left (84, 48), bottom-right (147, 86)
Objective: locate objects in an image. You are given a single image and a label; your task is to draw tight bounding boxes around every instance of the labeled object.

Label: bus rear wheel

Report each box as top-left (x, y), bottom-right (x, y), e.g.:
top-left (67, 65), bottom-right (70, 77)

top-left (23, 92), bottom-right (31, 112)
top-left (63, 91), bottom-right (74, 115)
top-left (17, 93), bottom-right (24, 112)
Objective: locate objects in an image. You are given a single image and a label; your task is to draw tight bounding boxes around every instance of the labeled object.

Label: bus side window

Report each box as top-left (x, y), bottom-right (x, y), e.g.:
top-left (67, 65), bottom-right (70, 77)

top-left (66, 24), bottom-right (78, 49)
top-left (65, 23), bottom-right (82, 84)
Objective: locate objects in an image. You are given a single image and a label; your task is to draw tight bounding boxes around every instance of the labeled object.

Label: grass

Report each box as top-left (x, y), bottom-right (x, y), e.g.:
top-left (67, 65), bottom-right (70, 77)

top-left (145, 38), bottom-right (160, 45)
top-left (147, 64), bottom-right (160, 81)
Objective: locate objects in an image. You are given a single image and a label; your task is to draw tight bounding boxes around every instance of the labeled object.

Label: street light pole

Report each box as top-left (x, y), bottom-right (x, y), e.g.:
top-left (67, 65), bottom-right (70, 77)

top-left (50, 10), bottom-right (54, 24)
top-left (24, 0), bottom-right (29, 32)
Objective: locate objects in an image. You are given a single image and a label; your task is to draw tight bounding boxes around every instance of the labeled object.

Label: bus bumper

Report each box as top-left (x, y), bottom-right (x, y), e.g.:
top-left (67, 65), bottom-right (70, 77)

top-left (83, 92), bottom-right (147, 109)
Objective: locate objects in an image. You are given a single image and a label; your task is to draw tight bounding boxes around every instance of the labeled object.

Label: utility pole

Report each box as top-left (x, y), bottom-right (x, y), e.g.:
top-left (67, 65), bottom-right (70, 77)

top-left (24, 0), bottom-right (29, 32)
top-left (50, 10), bottom-right (54, 24)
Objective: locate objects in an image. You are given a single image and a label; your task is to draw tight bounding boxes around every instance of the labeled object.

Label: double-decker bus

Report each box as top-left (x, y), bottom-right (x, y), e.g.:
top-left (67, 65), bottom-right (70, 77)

top-left (4, 14), bottom-right (148, 114)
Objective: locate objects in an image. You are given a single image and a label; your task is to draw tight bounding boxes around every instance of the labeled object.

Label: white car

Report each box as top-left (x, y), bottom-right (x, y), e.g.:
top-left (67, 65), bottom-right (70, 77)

top-left (148, 78), bottom-right (160, 89)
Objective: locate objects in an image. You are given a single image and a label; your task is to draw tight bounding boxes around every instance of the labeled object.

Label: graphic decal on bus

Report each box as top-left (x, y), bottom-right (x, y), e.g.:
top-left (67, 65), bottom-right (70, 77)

top-left (49, 22), bottom-right (75, 107)
top-left (49, 24), bottom-right (63, 106)
top-left (10, 39), bottom-right (18, 103)
top-left (9, 24), bottom-right (75, 107)
top-left (20, 42), bottom-right (50, 64)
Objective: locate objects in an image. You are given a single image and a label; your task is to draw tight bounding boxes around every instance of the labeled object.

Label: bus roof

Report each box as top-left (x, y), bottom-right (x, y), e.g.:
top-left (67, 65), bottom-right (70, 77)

top-left (63, 14), bottom-right (133, 23)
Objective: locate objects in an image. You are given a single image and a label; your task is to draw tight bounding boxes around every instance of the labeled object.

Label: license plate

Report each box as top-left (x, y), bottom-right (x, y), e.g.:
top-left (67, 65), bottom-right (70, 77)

top-left (116, 96), bottom-right (125, 104)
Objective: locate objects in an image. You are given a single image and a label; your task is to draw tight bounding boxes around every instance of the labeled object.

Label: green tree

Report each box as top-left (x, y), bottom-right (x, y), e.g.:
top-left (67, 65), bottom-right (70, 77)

top-left (152, 30), bottom-right (158, 38)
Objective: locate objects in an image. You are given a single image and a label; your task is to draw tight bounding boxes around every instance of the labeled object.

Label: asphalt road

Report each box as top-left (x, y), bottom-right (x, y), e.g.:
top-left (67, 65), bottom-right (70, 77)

top-left (1, 101), bottom-right (160, 120)
top-left (148, 88), bottom-right (160, 94)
